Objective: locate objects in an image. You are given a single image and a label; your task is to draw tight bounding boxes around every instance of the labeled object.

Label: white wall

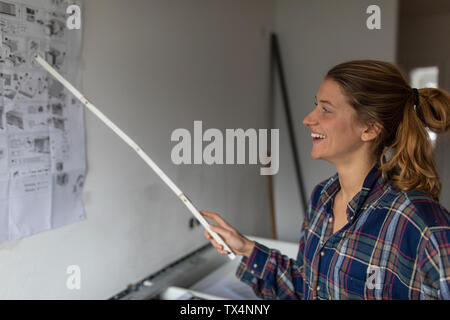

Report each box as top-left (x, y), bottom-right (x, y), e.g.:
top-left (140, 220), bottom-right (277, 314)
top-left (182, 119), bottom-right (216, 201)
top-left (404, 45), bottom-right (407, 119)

top-left (0, 0), bottom-right (275, 299)
top-left (273, 0), bottom-right (398, 241)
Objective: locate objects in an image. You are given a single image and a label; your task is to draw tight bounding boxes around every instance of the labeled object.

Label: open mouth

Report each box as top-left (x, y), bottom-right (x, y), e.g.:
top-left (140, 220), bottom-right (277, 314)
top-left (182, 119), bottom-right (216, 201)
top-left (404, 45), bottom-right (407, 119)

top-left (311, 132), bottom-right (326, 143)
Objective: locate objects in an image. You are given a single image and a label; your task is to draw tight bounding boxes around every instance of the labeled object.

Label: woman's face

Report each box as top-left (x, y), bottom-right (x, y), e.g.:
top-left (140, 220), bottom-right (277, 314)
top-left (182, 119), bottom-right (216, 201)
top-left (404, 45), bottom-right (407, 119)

top-left (303, 78), bottom-right (368, 165)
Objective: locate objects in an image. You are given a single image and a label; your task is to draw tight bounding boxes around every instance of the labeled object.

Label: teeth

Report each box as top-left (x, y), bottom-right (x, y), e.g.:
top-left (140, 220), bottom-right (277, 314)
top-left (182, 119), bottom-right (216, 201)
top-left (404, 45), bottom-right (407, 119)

top-left (311, 133), bottom-right (326, 139)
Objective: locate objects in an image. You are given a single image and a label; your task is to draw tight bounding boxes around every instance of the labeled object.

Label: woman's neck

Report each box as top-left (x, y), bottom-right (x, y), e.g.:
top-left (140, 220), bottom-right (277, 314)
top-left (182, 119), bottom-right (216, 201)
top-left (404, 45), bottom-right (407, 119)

top-left (335, 157), bottom-right (377, 204)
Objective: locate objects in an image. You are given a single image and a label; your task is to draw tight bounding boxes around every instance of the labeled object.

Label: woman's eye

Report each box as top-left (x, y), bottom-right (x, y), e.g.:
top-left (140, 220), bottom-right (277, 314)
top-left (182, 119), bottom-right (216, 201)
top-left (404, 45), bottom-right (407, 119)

top-left (314, 102), bottom-right (330, 113)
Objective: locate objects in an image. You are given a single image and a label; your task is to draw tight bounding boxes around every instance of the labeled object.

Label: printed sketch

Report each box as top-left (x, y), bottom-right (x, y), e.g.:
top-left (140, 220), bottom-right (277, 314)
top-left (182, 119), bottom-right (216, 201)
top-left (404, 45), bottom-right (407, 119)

top-left (72, 174), bottom-right (83, 193)
top-left (33, 136), bottom-right (49, 153)
top-left (0, 0), bottom-right (85, 242)
top-left (56, 172), bottom-right (67, 186)
top-left (6, 109), bottom-right (23, 129)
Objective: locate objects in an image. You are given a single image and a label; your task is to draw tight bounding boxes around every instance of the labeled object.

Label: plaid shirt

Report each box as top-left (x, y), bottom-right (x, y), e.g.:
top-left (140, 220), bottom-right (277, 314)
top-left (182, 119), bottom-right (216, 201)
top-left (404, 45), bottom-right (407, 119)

top-left (236, 163), bottom-right (450, 300)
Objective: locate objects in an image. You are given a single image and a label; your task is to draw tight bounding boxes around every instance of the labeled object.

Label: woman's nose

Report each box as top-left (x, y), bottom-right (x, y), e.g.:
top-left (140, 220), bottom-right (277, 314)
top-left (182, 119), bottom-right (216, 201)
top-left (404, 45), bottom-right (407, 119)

top-left (302, 110), bottom-right (318, 127)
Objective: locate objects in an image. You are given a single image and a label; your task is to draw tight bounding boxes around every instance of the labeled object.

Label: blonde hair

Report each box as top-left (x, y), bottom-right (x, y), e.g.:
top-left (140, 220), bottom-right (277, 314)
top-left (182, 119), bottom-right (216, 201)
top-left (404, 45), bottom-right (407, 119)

top-left (326, 60), bottom-right (450, 200)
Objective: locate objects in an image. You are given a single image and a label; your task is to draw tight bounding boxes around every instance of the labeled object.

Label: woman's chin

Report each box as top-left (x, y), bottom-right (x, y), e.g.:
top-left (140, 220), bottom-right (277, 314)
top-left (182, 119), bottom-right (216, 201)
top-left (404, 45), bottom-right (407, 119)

top-left (311, 151), bottom-right (322, 160)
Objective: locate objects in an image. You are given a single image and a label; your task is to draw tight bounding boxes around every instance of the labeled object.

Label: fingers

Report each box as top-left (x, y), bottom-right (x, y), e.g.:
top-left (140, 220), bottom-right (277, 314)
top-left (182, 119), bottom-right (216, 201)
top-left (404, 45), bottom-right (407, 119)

top-left (218, 248), bottom-right (230, 255)
top-left (200, 210), bottom-right (233, 231)
top-left (210, 224), bottom-right (231, 239)
top-left (200, 211), bottom-right (238, 256)
top-left (203, 228), bottom-right (231, 255)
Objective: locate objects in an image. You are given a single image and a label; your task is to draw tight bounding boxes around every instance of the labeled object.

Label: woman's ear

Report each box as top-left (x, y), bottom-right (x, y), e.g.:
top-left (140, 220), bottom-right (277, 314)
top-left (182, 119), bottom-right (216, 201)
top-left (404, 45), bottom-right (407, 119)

top-left (361, 121), bottom-right (383, 142)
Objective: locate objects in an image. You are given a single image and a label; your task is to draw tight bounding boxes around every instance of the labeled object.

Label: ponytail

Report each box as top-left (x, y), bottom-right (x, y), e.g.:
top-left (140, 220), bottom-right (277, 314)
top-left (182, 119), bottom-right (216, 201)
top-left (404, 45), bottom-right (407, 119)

top-left (380, 88), bottom-right (450, 200)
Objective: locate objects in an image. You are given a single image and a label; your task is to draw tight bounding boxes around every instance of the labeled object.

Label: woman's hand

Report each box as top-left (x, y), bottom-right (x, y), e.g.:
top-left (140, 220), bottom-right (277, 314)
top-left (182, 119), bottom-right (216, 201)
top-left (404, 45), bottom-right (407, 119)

top-left (200, 211), bottom-right (255, 258)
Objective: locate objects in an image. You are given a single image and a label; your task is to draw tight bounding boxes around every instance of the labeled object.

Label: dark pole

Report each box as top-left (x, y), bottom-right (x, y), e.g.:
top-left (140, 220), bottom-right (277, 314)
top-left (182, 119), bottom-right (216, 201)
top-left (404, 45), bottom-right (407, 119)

top-left (271, 33), bottom-right (308, 218)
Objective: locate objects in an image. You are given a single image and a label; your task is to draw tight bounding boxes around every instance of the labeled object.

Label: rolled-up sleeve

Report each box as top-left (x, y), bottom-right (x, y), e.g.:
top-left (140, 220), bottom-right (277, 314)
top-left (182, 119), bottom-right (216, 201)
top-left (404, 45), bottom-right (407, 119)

top-left (235, 226), bottom-right (306, 300)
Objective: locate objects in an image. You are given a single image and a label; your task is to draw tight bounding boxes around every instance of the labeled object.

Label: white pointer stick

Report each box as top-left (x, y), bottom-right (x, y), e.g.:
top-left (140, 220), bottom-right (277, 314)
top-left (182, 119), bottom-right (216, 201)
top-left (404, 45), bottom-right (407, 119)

top-left (34, 55), bottom-right (236, 260)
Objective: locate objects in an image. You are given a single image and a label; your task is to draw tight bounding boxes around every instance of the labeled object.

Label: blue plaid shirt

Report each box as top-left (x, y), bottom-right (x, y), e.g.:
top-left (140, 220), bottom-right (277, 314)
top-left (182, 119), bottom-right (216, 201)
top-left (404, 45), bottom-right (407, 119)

top-left (236, 163), bottom-right (450, 299)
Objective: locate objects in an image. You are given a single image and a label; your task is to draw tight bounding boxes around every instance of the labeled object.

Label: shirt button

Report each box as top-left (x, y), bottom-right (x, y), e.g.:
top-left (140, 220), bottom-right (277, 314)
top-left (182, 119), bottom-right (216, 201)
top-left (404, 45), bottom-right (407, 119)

top-left (320, 251), bottom-right (325, 257)
top-left (250, 270), bottom-right (254, 274)
top-left (253, 264), bottom-right (258, 268)
top-left (316, 286), bottom-right (320, 291)
top-left (328, 217), bottom-right (333, 223)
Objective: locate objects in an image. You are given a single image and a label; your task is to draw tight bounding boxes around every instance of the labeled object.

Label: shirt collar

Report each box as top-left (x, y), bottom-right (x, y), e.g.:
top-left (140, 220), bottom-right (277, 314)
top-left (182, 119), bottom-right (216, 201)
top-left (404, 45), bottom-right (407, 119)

top-left (346, 162), bottom-right (382, 221)
top-left (321, 161), bottom-right (383, 222)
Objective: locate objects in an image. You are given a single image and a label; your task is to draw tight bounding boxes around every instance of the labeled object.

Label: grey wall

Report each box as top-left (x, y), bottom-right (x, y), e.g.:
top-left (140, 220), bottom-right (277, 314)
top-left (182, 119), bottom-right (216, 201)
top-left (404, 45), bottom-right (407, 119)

top-left (0, 0), bottom-right (275, 299)
top-left (272, 0), bottom-right (399, 241)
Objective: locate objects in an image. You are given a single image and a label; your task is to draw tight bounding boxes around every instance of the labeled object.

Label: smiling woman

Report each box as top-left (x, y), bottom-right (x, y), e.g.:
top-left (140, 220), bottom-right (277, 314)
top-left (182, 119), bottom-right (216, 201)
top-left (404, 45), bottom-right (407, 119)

top-left (202, 60), bottom-right (450, 300)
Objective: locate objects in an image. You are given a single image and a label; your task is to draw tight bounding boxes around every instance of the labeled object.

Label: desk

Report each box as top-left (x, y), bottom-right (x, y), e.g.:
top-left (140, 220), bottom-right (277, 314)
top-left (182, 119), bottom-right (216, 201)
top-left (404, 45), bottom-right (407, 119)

top-left (188, 236), bottom-right (298, 299)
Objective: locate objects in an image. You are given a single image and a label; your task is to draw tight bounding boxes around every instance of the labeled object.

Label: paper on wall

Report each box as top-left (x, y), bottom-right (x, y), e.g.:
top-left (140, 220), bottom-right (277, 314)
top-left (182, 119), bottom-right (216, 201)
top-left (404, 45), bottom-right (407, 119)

top-left (0, 0), bottom-right (84, 242)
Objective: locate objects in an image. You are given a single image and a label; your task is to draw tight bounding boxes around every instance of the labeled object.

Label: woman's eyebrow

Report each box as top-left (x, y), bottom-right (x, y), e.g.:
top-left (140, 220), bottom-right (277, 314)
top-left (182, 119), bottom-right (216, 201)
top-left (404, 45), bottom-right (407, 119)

top-left (315, 96), bottom-right (336, 107)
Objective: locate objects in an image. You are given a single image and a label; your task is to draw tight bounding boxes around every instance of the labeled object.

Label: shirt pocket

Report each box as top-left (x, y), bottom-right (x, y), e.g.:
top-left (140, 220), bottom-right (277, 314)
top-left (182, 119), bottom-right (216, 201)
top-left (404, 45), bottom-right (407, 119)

top-left (336, 269), bottom-right (366, 300)
top-left (337, 267), bottom-right (394, 300)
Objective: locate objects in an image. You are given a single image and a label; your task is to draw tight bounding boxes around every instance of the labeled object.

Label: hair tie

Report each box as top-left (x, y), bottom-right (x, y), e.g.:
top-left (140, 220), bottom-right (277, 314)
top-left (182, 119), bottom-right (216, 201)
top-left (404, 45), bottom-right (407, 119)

top-left (412, 88), bottom-right (419, 112)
